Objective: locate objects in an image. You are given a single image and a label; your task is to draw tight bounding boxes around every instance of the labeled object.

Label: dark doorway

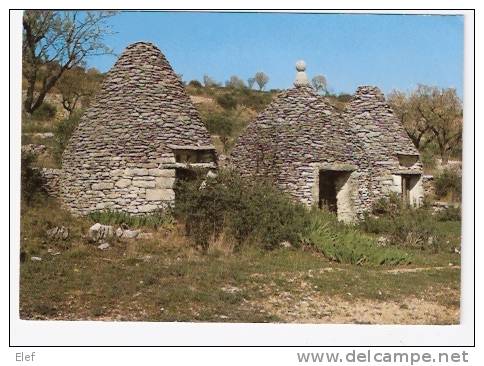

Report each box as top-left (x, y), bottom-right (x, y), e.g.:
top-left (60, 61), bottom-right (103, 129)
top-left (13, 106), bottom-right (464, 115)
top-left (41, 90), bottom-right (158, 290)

top-left (401, 174), bottom-right (413, 206)
top-left (319, 171), bottom-right (341, 213)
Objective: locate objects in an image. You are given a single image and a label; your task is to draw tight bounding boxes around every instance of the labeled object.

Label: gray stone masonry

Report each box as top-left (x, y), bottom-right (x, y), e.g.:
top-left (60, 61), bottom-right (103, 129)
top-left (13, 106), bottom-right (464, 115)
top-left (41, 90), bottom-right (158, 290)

top-left (60, 42), bottom-right (216, 215)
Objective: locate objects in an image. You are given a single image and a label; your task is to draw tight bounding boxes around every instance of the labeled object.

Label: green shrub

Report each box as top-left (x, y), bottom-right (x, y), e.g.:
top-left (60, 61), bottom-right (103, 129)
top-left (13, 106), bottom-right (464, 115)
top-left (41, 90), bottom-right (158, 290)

top-left (360, 207), bottom-right (443, 252)
top-left (421, 149), bottom-right (437, 171)
top-left (88, 209), bottom-right (175, 230)
top-left (31, 102), bottom-right (57, 121)
top-left (174, 169), bottom-right (310, 250)
top-left (371, 192), bottom-right (403, 216)
top-left (53, 112), bottom-right (81, 163)
top-left (239, 90), bottom-right (273, 112)
top-left (434, 169), bottom-right (461, 201)
top-left (216, 94), bottom-right (238, 110)
top-left (435, 206), bottom-right (461, 222)
top-left (204, 112), bottom-right (234, 137)
top-left (21, 151), bottom-right (46, 205)
top-left (301, 209), bottom-right (411, 265)
top-left (188, 80), bottom-right (203, 88)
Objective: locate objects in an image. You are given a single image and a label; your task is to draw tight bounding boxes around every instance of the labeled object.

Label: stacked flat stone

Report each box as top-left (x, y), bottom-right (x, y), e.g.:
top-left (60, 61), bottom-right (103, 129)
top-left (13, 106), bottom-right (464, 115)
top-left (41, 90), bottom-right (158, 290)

top-left (231, 84), bottom-right (362, 205)
top-left (344, 86), bottom-right (422, 213)
top-left (61, 42), bottom-right (214, 215)
top-left (231, 66), bottom-right (422, 219)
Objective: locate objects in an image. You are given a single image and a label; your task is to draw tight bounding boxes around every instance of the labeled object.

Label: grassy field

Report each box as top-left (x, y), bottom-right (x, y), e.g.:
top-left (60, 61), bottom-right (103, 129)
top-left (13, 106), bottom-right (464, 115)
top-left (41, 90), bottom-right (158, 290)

top-left (19, 199), bottom-right (461, 324)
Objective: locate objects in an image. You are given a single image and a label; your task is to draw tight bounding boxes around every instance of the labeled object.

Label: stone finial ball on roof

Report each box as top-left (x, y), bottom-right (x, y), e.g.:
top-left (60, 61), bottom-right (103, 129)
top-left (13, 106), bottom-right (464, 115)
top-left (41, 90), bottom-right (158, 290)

top-left (295, 60), bottom-right (306, 72)
top-left (294, 60), bottom-right (309, 87)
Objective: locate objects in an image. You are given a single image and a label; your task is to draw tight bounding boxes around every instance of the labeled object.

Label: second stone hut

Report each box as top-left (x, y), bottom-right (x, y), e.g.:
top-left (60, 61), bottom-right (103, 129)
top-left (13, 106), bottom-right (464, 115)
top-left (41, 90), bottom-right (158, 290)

top-left (231, 61), bottom-right (423, 221)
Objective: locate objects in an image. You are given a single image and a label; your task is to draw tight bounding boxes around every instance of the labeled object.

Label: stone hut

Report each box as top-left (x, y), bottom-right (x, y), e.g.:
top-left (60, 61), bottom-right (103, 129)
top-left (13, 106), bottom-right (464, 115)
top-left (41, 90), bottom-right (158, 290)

top-left (61, 42), bottom-right (217, 215)
top-left (231, 61), bottom-right (423, 221)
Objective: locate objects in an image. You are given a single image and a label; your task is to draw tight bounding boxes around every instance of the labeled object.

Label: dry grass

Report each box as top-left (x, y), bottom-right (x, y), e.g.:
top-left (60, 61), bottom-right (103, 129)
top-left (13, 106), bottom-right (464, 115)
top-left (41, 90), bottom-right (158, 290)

top-left (19, 198), bottom-right (461, 323)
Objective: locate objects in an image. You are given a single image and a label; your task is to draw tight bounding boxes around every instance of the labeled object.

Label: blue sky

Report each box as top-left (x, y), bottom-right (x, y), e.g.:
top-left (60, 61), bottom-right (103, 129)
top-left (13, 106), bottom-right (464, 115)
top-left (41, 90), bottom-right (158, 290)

top-left (86, 11), bottom-right (464, 97)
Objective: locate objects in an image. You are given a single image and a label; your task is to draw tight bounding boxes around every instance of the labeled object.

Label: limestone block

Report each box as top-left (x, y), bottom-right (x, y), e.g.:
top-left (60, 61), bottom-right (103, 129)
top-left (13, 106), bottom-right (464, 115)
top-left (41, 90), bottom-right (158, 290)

top-left (148, 169), bottom-right (164, 177)
top-left (111, 169), bottom-right (124, 177)
top-left (146, 189), bottom-right (175, 201)
top-left (132, 180), bottom-right (156, 188)
top-left (115, 178), bottom-right (131, 188)
top-left (160, 169), bottom-right (176, 177)
top-left (155, 176), bottom-right (176, 188)
top-left (137, 204), bottom-right (158, 213)
top-left (132, 168), bottom-right (149, 176)
top-left (92, 182), bottom-right (114, 190)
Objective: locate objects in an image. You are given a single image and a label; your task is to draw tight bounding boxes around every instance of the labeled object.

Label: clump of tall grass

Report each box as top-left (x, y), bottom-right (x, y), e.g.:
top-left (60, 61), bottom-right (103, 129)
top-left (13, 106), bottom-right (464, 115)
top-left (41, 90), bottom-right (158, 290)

top-left (301, 209), bottom-right (411, 266)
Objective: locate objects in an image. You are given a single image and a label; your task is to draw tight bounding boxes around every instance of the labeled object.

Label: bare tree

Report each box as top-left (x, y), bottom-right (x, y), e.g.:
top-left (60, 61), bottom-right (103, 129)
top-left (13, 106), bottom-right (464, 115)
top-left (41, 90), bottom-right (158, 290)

top-left (254, 72), bottom-right (269, 91)
top-left (22, 10), bottom-right (116, 115)
top-left (247, 77), bottom-right (255, 90)
top-left (203, 74), bottom-right (219, 87)
top-left (311, 75), bottom-right (327, 94)
top-left (225, 75), bottom-right (245, 89)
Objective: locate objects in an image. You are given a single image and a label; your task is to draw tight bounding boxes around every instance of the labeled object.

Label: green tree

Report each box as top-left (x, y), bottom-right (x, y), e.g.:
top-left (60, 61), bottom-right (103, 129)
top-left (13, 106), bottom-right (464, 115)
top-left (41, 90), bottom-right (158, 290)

top-left (389, 85), bottom-right (463, 163)
top-left (388, 89), bottom-right (431, 150)
top-left (22, 10), bottom-right (116, 115)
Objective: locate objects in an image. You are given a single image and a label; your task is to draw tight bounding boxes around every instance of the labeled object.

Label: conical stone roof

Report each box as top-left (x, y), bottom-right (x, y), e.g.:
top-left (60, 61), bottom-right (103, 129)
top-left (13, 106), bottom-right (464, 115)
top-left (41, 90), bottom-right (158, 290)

top-left (345, 86), bottom-right (419, 157)
top-left (61, 42), bottom-right (214, 214)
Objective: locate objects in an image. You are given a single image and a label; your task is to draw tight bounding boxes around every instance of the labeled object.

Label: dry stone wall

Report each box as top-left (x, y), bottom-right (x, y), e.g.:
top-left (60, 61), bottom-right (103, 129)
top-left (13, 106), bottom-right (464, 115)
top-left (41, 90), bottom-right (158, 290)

top-left (60, 42), bottom-right (215, 215)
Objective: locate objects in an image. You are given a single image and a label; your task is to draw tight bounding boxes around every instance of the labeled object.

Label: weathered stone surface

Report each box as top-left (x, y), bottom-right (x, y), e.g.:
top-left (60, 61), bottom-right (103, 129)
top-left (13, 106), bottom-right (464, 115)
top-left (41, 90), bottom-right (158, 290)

top-left (155, 176), bottom-right (176, 188)
top-left (116, 227), bottom-right (140, 239)
top-left (231, 77), bottom-right (423, 221)
top-left (97, 243), bottom-right (110, 250)
top-left (46, 226), bottom-right (69, 240)
top-left (60, 42), bottom-right (217, 215)
top-left (115, 178), bottom-right (131, 188)
top-left (137, 204), bottom-right (158, 213)
top-left (40, 168), bottom-right (61, 197)
top-left (92, 182), bottom-right (114, 190)
top-left (146, 189), bottom-right (175, 201)
top-left (88, 223), bottom-right (114, 242)
top-left (132, 168), bottom-right (149, 176)
top-left (133, 180), bottom-right (156, 188)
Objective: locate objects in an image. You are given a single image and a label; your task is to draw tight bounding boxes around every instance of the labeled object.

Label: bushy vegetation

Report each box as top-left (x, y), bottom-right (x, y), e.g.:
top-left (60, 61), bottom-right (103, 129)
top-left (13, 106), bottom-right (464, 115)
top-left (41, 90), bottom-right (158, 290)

top-left (53, 112), bottom-right (81, 163)
top-left (88, 209), bottom-right (175, 230)
top-left (360, 194), bottom-right (460, 252)
top-left (204, 112), bottom-right (234, 136)
top-left (188, 80), bottom-right (202, 88)
top-left (301, 209), bottom-right (411, 266)
top-left (435, 206), bottom-right (461, 222)
top-left (31, 102), bottom-right (57, 121)
top-left (21, 151), bottom-right (46, 205)
top-left (175, 169), bottom-right (413, 265)
top-left (175, 169), bottom-right (310, 251)
top-left (216, 94), bottom-right (238, 110)
top-left (434, 169), bottom-right (461, 201)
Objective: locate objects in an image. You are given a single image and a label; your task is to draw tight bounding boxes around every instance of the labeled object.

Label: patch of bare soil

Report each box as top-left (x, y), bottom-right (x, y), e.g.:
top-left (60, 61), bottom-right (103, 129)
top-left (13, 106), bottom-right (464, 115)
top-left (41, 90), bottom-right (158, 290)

top-left (249, 267), bottom-right (460, 325)
top-left (256, 293), bottom-right (459, 324)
